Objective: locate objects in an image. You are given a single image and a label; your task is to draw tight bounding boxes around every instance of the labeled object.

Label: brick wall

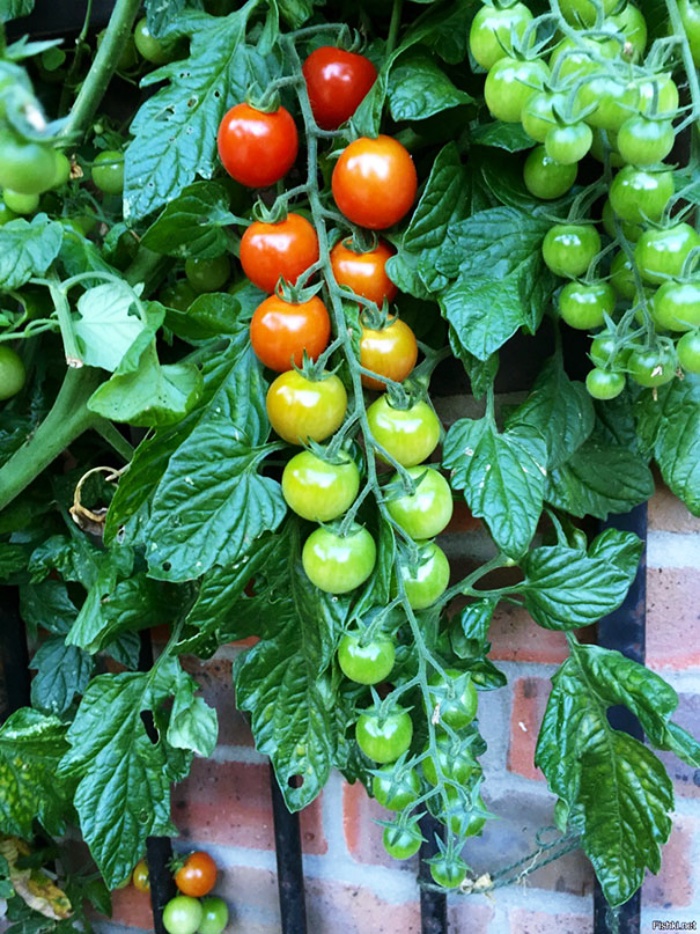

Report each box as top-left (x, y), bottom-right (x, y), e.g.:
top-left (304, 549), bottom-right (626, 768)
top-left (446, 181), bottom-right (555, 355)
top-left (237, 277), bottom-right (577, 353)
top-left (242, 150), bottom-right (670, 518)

top-left (95, 478), bottom-right (700, 934)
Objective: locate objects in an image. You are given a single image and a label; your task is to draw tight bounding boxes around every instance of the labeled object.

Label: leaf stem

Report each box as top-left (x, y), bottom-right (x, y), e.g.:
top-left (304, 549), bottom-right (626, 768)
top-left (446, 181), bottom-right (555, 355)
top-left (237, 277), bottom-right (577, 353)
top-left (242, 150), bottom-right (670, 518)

top-left (59, 0), bottom-right (143, 143)
top-left (386, 0), bottom-right (404, 57)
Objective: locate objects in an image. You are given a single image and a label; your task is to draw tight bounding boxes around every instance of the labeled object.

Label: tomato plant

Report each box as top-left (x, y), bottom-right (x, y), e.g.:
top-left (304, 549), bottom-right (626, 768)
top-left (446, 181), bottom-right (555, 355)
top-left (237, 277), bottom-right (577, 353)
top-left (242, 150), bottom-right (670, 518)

top-left (0, 0), bottom-right (697, 921)
top-left (331, 135), bottom-right (417, 229)
top-left (250, 293), bottom-right (331, 371)
top-left (217, 103), bottom-right (299, 188)
top-left (240, 213), bottom-right (320, 293)
top-left (302, 46), bottom-right (377, 130)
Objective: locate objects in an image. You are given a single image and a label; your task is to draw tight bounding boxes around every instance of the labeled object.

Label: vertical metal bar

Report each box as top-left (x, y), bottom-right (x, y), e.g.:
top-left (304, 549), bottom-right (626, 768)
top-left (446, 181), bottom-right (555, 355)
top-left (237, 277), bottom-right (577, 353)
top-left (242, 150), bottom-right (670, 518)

top-left (0, 587), bottom-right (31, 716)
top-left (269, 766), bottom-right (308, 934)
top-left (138, 631), bottom-right (175, 933)
top-left (593, 503), bottom-right (647, 934)
top-left (419, 813), bottom-right (448, 934)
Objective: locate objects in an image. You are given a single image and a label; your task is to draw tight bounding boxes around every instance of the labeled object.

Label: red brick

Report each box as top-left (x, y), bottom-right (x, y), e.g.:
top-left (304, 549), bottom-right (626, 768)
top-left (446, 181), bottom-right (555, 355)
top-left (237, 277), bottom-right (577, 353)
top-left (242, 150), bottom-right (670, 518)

top-left (648, 481), bottom-right (700, 534)
top-left (642, 815), bottom-right (695, 909)
top-left (646, 568), bottom-right (700, 670)
top-left (656, 693), bottom-right (700, 798)
top-left (342, 780), bottom-right (419, 870)
top-left (171, 758), bottom-right (327, 854)
top-left (108, 885), bottom-right (153, 931)
top-left (209, 864), bottom-right (280, 930)
top-left (508, 908), bottom-right (593, 934)
top-left (180, 655), bottom-right (254, 748)
top-left (305, 877), bottom-right (422, 933)
top-left (442, 499), bottom-right (481, 534)
top-left (507, 677), bottom-right (551, 781)
top-left (489, 603), bottom-right (570, 664)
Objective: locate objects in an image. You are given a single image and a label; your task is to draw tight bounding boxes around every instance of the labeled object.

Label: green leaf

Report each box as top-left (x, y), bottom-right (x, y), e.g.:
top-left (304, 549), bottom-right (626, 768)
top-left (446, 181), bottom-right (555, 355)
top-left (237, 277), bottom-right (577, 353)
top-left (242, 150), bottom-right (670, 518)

top-left (536, 643), bottom-right (678, 906)
top-left (73, 284), bottom-right (148, 373)
top-left (545, 439), bottom-right (655, 519)
top-left (141, 181), bottom-right (237, 258)
top-left (167, 669), bottom-right (219, 758)
top-left (0, 0), bottom-right (34, 23)
top-left (443, 417), bottom-right (547, 558)
top-left (58, 226), bottom-right (115, 278)
top-left (0, 215), bottom-right (62, 289)
top-left (59, 659), bottom-right (192, 887)
top-left (0, 709), bottom-right (72, 837)
top-left (165, 290), bottom-right (254, 342)
top-left (521, 529), bottom-right (642, 631)
top-left (387, 50), bottom-right (472, 122)
top-left (146, 0), bottom-right (203, 35)
top-left (143, 340), bottom-right (285, 581)
top-left (470, 121), bottom-right (534, 152)
top-left (636, 375), bottom-right (700, 515)
top-left (234, 532), bottom-right (348, 811)
top-left (506, 357), bottom-right (595, 469)
top-left (277, 0), bottom-right (316, 27)
top-left (404, 0), bottom-right (476, 64)
top-left (30, 638), bottom-right (94, 716)
top-left (436, 207), bottom-right (554, 360)
top-left (124, 4), bottom-right (280, 220)
top-left (0, 543), bottom-right (31, 583)
top-left (88, 341), bottom-right (203, 427)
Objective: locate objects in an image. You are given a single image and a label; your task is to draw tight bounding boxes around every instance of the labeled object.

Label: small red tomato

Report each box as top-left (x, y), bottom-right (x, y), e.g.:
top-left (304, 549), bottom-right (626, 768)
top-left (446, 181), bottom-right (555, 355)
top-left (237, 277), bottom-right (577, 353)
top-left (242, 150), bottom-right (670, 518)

top-left (302, 46), bottom-right (378, 130)
top-left (217, 103), bottom-right (298, 188)
top-left (332, 136), bottom-right (418, 230)
top-left (173, 850), bottom-right (217, 898)
top-left (250, 293), bottom-right (331, 371)
top-left (240, 213), bottom-right (319, 293)
top-left (330, 238), bottom-right (398, 306)
top-left (360, 317), bottom-right (418, 390)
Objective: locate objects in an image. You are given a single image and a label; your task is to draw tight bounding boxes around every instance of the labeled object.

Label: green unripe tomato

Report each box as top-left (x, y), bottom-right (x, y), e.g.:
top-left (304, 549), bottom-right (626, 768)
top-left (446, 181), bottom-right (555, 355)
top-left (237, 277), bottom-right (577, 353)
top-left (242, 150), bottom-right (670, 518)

top-left (678, 0), bottom-right (700, 67)
top-left (542, 224), bottom-right (601, 279)
top-left (521, 92), bottom-right (559, 143)
top-left (559, 0), bottom-right (618, 26)
top-left (652, 280), bottom-right (700, 332)
top-left (3, 189), bottom-right (39, 215)
top-left (382, 820), bottom-right (423, 860)
top-left (196, 896), bottom-right (229, 934)
top-left (302, 523), bottom-right (376, 594)
top-left (92, 150), bottom-right (125, 194)
top-left (677, 331), bottom-right (700, 373)
top-left (281, 450), bottom-right (360, 522)
top-left (427, 668), bottom-right (478, 730)
top-left (159, 280), bottom-right (197, 312)
top-left (372, 764), bottom-right (421, 811)
top-left (627, 346), bottom-right (677, 387)
top-left (133, 17), bottom-right (178, 64)
top-left (0, 201), bottom-right (17, 225)
top-left (0, 346), bottom-right (26, 400)
top-left (394, 541), bottom-right (450, 610)
top-left (385, 466), bottom-right (454, 540)
top-left (185, 255), bottom-right (231, 293)
top-left (162, 895), bottom-right (203, 934)
top-left (468, 2), bottom-right (534, 70)
top-left (523, 146), bottom-right (577, 200)
top-left (585, 368), bottom-right (626, 400)
top-left (337, 633), bottom-right (396, 685)
top-left (0, 132), bottom-right (57, 195)
top-left (484, 56), bottom-right (550, 123)
top-left (589, 334), bottom-right (631, 370)
top-left (616, 115), bottom-right (675, 167)
top-left (544, 122), bottom-right (593, 165)
top-left (50, 151), bottom-right (72, 188)
top-left (601, 199), bottom-right (644, 243)
top-left (609, 251), bottom-right (637, 301)
top-left (634, 224), bottom-right (700, 286)
top-left (609, 166), bottom-right (674, 225)
top-left (355, 708), bottom-right (413, 764)
top-left (558, 280), bottom-right (615, 330)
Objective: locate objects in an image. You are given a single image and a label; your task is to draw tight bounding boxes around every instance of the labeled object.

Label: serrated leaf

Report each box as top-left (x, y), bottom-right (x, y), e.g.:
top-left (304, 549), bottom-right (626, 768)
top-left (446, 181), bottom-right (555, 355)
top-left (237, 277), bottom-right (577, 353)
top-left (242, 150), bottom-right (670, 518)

top-left (165, 290), bottom-right (253, 342)
top-left (470, 121), bottom-right (534, 152)
top-left (535, 643), bottom-right (680, 906)
top-left (404, 0), bottom-right (475, 64)
top-left (546, 439), bottom-right (655, 519)
top-left (30, 638), bottom-right (94, 716)
top-left (278, 0), bottom-right (316, 27)
top-left (387, 50), bottom-right (472, 122)
top-left (73, 284), bottom-right (147, 372)
top-left (436, 208), bottom-right (553, 360)
top-left (443, 417), bottom-right (547, 557)
top-left (168, 674), bottom-right (218, 758)
top-left (58, 226), bottom-right (115, 278)
top-left (506, 357), bottom-right (595, 469)
top-left (125, 4), bottom-right (280, 220)
top-left (141, 181), bottom-right (237, 258)
top-left (0, 0), bottom-right (34, 23)
top-left (59, 659), bottom-right (192, 887)
top-left (234, 564), bottom-right (347, 811)
top-left (0, 709), bottom-right (72, 837)
top-left (143, 342), bottom-right (284, 581)
top-left (521, 530), bottom-right (642, 631)
top-left (0, 215), bottom-right (62, 289)
top-left (636, 375), bottom-right (700, 515)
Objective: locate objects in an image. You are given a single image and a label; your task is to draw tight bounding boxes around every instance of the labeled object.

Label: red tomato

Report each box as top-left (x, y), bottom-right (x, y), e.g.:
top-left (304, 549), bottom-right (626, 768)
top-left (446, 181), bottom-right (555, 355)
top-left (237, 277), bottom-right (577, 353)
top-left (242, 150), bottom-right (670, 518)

top-left (240, 214), bottom-right (319, 293)
top-left (174, 851), bottom-right (217, 898)
top-left (250, 294), bottom-right (331, 371)
top-left (217, 103), bottom-right (298, 188)
top-left (359, 317), bottom-right (418, 390)
top-left (302, 46), bottom-right (378, 130)
top-left (330, 238), bottom-right (398, 305)
top-left (331, 136), bottom-right (417, 230)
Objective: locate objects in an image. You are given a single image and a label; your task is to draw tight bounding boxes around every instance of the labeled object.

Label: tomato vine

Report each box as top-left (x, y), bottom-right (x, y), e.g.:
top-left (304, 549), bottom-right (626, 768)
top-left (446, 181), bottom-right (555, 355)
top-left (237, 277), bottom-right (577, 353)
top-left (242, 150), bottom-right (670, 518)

top-left (0, 0), bottom-right (699, 926)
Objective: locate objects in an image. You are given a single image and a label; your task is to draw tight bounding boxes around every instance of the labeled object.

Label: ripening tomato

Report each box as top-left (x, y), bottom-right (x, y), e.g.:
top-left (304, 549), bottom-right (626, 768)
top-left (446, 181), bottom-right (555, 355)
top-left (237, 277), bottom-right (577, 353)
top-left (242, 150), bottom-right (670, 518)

top-left (302, 46), bottom-right (377, 129)
top-left (250, 293), bottom-right (331, 371)
top-left (174, 851), bottom-right (217, 898)
top-left (359, 317), bottom-right (418, 390)
top-left (366, 395), bottom-right (441, 466)
top-left (131, 859), bottom-right (150, 893)
top-left (240, 214), bottom-right (319, 293)
top-left (330, 238), bottom-right (398, 306)
top-left (332, 136), bottom-right (417, 230)
top-left (217, 103), bottom-right (298, 188)
top-left (266, 370), bottom-right (347, 444)
top-left (385, 466), bottom-right (454, 540)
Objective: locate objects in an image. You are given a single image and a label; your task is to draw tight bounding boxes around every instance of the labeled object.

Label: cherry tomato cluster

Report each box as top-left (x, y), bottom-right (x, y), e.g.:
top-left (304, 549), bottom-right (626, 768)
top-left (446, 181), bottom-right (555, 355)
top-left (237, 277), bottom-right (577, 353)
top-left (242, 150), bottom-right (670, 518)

top-left (474, 0), bottom-right (700, 399)
top-left (132, 851), bottom-right (230, 934)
